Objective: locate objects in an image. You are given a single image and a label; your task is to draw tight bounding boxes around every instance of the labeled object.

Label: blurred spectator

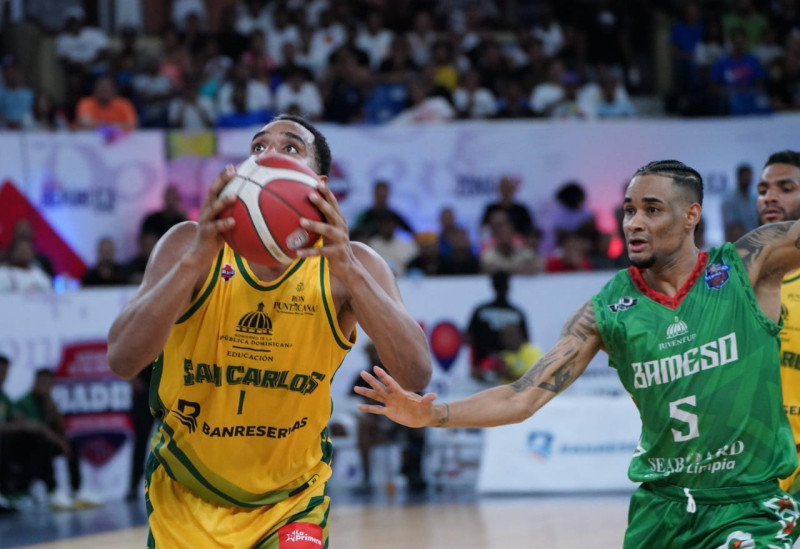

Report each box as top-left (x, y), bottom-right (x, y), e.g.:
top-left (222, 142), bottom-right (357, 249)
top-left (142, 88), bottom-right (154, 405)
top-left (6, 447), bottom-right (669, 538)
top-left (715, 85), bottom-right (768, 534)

top-left (0, 239), bottom-right (53, 293)
top-left (140, 185), bottom-right (188, 241)
top-left (406, 232), bottom-right (443, 276)
top-left (349, 341), bottom-right (427, 494)
top-left (406, 10), bottom-right (438, 66)
top-left (273, 67), bottom-right (323, 120)
top-left (377, 36), bottom-right (419, 85)
top-left (55, 6), bottom-right (110, 110)
top-left (479, 176), bottom-right (537, 243)
top-left (452, 67), bottom-right (498, 119)
top-left (579, 67), bottom-right (636, 118)
top-left (669, 1), bottom-right (704, 93)
top-left (428, 39), bottom-right (461, 93)
top-left (545, 229), bottom-right (594, 273)
top-left (24, 92), bottom-right (69, 131)
top-left (7, 220), bottom-right (54, 277)
top-left (548, 180), bottom-right (597, 252)
top-left (437, 206), bottom-right (465, 256)
top-left (493, 323), bottom-right (543, 385)
top-left (752, 26), bottom-right (784, 68)
top-left (721, 163), bottom-right (758, 242)
top-left (80, 237), bottom-right (128, 287)
top-left (710, 28), bottom-right (768, 115)
top-left (0, 56), bottom-right (34, 129)
top-left (75, 75), bottom-right (138, 131)
top-left (495, 80), bottom-right (534, 119)
top-left (353, 180), bottom-right (415, 239)
top-left (306, 8), bottom-right (347, 79)
top-left (172, 0), bottom-right (208, 30)
top-left (168, 75), bottom-right (216, 130)
top-left (158, 26), bottom-right (193, 91)
top-left (266, 5), bottom-right (301, 66)
top-left (126, 365), bottom-right (153, 501)
top-left (216, 61), bottom-right (273, 122)
top-left (321, 46), bottom-right (370, 124)
top-left (439, 227), bottom-right (480, 275)
top-left (131, 56), bottom-right (175, 128)
top-left (389, 76), bottom-right (455, 125)
top-left (722, 0), bottom-right (768, 51)
top-left (479, 210), bottom-right (542, 275)
top-left (549, 70), bottom-right (590, 120)
top-left (532, 4), bottom-right (564, 57)
top-left (197, 40), bottom-right (234, 100)
top-left (12, 368), bottom-right (100, 509)
top-left (530, 58), bottom-right (566, 116)
top-left (464, 270), bottom-right (530, 383)
top-left (125, 232), bottom-right (159, 286)
top-left (356, 10), bottom-right (394, 70)
top-left (215, 4), bottom-right (250, 62)
top-left (366, 211), bottom-right (419, 277)
top-left (766, 34), bottom-right (800, 111)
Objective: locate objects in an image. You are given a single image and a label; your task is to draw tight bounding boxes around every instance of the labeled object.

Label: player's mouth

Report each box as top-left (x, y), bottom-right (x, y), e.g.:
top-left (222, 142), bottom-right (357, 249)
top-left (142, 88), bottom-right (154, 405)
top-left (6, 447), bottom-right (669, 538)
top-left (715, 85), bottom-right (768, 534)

top-left (760, 207), bottom-right (784, 223)
top-left (627, 235), bottom-right (648, 253)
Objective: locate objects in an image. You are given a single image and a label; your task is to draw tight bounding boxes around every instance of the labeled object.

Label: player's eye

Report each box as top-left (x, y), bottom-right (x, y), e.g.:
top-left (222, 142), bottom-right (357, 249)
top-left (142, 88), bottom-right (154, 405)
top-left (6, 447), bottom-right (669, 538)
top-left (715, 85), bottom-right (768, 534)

top-left (252, 143), bottom-right (265, 153)
top-left (284, 144), bottom-right (298, 153)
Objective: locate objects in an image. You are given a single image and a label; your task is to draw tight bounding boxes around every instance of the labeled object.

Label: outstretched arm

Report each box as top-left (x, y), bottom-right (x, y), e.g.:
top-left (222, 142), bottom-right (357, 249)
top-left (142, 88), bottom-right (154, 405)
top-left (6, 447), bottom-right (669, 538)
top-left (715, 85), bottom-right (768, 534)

top-left (297, 183), bottom-right (432, 391)
top-left (107, 166), bottom-right (237, 379)
top-left (355, 301), bottom-right (602, 428)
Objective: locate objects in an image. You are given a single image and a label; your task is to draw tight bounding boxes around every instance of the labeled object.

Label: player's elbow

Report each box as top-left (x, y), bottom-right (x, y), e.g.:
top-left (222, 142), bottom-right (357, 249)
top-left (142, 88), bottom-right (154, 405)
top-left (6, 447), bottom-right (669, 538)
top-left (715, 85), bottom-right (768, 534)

top-left (406, 361), bottom-right (432, 392)
top-left (106, 345), bottom-right (141, 380)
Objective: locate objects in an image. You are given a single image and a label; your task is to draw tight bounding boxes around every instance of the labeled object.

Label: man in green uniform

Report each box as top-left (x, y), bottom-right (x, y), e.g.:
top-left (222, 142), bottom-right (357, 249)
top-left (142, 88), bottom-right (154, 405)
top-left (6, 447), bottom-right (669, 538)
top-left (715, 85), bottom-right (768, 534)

top-left (356, 160), bottom-right (800, 548)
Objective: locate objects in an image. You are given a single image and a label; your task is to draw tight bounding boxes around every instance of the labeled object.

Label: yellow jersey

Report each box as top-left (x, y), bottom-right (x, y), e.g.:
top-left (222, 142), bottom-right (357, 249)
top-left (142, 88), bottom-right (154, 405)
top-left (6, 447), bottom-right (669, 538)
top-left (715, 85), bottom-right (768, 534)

top-left (148, 245), bottom-right (354, 507)
top-left (780, 271), bottom-right (800, 493)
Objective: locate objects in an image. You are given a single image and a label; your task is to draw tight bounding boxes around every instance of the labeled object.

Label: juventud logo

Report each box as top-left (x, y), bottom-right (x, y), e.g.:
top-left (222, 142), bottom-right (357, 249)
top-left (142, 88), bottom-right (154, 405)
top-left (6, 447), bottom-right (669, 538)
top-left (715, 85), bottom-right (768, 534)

top-left (280, 523), bottom-right (323, 548)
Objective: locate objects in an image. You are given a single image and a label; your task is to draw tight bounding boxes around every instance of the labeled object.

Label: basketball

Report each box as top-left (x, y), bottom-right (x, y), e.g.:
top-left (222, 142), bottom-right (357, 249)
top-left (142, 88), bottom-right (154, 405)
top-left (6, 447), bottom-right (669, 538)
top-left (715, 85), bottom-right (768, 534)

top-left (218, 153), bottom-right (324, 266)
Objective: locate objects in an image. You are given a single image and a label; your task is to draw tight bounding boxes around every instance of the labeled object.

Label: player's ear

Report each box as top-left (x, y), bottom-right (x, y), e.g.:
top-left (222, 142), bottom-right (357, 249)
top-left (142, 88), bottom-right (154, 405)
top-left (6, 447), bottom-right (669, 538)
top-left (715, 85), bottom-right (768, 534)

top-left (685, 202), bottom-right (702, 230)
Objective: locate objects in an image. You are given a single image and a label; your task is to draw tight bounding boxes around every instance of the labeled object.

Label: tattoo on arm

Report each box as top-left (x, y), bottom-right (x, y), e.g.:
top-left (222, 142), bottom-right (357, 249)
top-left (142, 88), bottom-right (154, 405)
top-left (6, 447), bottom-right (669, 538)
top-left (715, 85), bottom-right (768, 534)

top-left (560, 301), bottom-right (597, 341)
top-left (538, 361), bottom-right (574, 393)
top-left (737, 222), bottom-right (793, 269)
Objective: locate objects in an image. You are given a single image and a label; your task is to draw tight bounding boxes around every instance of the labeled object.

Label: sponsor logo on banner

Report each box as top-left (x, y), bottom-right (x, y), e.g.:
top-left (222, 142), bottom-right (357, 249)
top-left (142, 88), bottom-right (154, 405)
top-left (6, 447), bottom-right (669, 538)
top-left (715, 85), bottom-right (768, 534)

top-left (51, 342), bottom-right (133, 466)
top-left (279, 523), bottom-right (323, 548)
top-left (527, 431), bottom-right (554, 459)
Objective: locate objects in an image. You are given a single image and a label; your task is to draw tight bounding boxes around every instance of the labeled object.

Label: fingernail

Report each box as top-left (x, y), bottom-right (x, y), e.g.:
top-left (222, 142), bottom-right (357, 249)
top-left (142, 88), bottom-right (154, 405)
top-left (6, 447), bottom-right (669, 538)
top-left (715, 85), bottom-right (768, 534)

top-left (226, 164), bottom-right (235, 176)
top-left (299, 218), bottom-right (309, 227)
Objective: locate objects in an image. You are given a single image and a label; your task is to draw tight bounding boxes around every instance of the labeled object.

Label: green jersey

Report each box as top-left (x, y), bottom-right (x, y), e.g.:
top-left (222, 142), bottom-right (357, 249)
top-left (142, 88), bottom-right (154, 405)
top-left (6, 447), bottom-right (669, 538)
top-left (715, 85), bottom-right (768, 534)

top-left (592, 243), bottom-right (797, 489)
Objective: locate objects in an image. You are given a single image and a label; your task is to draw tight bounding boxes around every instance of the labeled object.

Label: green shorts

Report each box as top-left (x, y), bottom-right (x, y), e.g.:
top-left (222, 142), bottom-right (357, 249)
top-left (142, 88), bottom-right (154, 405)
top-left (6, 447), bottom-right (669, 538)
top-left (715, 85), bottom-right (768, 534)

top-left (624, 481), bottom-right (800, 548)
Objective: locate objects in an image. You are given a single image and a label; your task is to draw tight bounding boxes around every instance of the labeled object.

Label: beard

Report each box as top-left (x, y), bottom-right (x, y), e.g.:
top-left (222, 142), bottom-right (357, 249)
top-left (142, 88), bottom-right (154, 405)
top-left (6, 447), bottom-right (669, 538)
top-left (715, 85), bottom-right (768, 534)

top-left (630, 255), bottom-right (656, 269)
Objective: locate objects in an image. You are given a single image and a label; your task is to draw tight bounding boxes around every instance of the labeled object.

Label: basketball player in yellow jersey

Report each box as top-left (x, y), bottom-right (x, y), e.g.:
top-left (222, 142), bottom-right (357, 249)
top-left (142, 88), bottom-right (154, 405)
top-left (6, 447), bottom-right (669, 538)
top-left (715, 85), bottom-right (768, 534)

top-left (756, 150), bottom-right (800, 496)
top-left (107, 113), bottom-right (432, 549)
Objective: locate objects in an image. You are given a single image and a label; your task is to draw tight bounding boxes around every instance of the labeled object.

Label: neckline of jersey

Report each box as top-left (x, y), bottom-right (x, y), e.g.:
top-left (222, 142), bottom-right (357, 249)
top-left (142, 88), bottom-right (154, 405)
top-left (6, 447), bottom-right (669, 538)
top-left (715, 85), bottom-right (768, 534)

top-left (626, 250), bottom-right (709, 310)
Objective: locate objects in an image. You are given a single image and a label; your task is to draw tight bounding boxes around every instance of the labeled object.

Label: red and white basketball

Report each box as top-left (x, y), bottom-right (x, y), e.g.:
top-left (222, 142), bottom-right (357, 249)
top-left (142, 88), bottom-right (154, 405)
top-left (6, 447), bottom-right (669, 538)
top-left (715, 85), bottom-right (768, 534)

top-left (219, 153), bottom-right (324, 266)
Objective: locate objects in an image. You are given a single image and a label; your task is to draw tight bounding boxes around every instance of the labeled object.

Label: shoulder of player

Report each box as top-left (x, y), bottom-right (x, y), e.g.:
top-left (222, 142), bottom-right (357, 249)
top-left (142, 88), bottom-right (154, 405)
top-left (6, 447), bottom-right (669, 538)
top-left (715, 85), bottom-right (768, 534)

top-left (142, 221), bottom-right (212, 289)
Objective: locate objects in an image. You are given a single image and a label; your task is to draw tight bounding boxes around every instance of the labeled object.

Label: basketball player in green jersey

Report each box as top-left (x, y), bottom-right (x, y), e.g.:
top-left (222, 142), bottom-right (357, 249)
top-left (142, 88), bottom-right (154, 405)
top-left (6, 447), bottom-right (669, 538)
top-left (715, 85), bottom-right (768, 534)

top-left (107, 114), bottom-right (432, 548)
top-left (756, 150), bottom-right (800, 498)
top-left (356, 159), bottom-right (800, 548)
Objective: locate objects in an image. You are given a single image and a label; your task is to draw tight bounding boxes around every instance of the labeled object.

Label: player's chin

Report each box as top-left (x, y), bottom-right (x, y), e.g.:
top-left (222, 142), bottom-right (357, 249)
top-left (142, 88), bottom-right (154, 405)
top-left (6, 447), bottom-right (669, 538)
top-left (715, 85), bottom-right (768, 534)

top-left (629, 253), bottom-right (655, 269)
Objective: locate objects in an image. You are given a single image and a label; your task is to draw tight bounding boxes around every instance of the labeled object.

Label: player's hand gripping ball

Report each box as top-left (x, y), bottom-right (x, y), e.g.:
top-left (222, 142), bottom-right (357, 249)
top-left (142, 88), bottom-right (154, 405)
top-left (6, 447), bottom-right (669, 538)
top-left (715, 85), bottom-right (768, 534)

top-left (218, 153), bottom-right (325, 266)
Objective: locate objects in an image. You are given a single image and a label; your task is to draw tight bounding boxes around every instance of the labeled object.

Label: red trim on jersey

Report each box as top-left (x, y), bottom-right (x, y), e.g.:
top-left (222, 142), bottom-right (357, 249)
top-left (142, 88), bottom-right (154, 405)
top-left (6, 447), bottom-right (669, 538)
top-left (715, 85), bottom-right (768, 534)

top-left (627, 250), bottom-right (708, 310)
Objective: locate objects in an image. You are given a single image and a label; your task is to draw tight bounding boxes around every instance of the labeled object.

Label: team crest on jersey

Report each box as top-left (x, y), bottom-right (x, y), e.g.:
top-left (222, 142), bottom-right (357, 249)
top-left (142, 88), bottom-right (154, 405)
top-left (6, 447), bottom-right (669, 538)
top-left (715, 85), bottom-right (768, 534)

top-left (608, 296), bottom-right (638, 312)
top-left (221, 263), bottom-right (235, 281)
top-left (666, 316), bottom-right (689, 339)
top-left (237, 303), bottom-right (273, 335)
top-left (704, 261), bottom-right (730, 290)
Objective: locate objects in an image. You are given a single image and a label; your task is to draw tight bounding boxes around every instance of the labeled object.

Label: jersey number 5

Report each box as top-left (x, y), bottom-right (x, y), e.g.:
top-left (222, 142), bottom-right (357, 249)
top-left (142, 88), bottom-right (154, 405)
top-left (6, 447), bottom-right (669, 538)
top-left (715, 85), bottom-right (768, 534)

top-left (669, 395), bottom-right (699, 442)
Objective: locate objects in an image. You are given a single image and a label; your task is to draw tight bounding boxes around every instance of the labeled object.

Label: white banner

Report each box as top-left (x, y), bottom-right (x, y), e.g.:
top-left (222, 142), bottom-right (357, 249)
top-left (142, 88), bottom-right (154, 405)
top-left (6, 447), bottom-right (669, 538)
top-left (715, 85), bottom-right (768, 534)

top-left (21, 130), bottom-right (167, 263)
top-left (476, 395), bottom-right (641, 494)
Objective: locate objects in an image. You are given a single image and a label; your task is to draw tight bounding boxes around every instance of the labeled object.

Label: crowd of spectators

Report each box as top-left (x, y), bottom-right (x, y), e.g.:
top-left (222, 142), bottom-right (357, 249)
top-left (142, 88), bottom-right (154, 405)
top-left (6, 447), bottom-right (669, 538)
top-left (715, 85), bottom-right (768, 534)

top-left (0, 0), bottom-right (797, 131)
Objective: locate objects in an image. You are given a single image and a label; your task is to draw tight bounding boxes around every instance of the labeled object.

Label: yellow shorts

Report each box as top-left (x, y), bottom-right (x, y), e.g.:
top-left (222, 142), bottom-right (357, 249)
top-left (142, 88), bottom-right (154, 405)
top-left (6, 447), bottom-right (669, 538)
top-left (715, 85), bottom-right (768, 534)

top-left (146, 459), bottom-right (330, 548)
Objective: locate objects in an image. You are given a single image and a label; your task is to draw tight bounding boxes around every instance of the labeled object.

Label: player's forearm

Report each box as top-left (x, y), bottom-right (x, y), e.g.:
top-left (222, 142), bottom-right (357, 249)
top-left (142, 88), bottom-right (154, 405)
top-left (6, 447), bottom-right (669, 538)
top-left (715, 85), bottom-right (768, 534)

top-left (107, 256), bottom-right (205, 379)
top-left (346, 268), bottom-right (431, 391)
top-left (429, 384), bottom-right (538, 428)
